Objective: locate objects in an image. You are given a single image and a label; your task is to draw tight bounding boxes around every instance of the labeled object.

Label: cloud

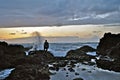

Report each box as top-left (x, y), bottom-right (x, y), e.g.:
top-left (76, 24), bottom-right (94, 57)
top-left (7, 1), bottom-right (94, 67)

top-left (21, 32), bottom-right (27, 34)
top-left (0, 0), bottom-right (120, 27)
top-left (9, 33), bottom-right (16, 35)
top-left (93, 31), bottom-right (102, 33)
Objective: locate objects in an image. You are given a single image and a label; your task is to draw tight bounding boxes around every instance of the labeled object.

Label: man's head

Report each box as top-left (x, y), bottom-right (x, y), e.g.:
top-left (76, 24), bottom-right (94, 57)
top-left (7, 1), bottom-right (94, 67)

top-left (45, 40), bottom-right (47, 42)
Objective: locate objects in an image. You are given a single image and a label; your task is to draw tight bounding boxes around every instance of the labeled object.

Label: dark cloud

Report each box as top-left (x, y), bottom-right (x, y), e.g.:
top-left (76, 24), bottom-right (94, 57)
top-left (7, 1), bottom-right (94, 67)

top-left (9, 33), bottom-right (16, 35)
top-left (93, 31), bottom-right (102, 33)
top-left (0, 0), bottom-right (120, 27)
top-left (21, 32), bottom-right (27, 34)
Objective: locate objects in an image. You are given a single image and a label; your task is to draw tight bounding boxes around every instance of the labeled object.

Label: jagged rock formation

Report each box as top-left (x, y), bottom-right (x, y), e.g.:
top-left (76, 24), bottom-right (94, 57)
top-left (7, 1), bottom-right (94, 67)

top-left (97, 32), bottom-right (120, 56)
top-left (0, 41), bottom-right (25, 70)
top-left (65, 45), bottom-right (96, 61)
top-left (96, 33), bottom-right (120, 72)
top-left (5, 51), bottom-right (54, 80)
top-left (0, 41), bottom-right (54, 80)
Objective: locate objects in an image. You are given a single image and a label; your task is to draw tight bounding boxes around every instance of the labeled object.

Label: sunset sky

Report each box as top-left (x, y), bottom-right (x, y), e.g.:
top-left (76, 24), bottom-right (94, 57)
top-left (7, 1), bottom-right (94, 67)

top-left (0, 0), bottom-right (120, 43)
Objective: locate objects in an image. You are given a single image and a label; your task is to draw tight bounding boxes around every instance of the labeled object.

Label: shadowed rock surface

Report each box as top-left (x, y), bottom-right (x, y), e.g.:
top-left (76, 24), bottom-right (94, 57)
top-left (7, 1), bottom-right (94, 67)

top-left (0, 41), bottom-right (54, 80)
top-left (65, 45), bottom-right (96, 61)
top-left (0, 41), bottom-right (25, 70)
top-left (96, 33), bottom-right (120, 72)
top-left (97, 32), bottom-right (120, 56)
top-left (5, 51), bottom-right (54, 80)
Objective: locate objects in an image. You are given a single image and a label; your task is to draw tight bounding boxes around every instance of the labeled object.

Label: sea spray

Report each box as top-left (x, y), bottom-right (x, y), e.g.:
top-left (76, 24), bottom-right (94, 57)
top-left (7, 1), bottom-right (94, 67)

top-left (31, 31), bottom-right (43, 50)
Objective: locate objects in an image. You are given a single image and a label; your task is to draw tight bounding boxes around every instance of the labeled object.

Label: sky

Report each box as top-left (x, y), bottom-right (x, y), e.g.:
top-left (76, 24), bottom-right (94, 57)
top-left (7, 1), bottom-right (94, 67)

top-left (0, 0), bottom-right (120, 43)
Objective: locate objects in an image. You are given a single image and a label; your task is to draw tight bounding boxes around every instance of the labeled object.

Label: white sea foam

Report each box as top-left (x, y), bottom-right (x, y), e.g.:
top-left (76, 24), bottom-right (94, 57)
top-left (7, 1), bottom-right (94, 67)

top-left (0, 68), bottom-right (14, 80)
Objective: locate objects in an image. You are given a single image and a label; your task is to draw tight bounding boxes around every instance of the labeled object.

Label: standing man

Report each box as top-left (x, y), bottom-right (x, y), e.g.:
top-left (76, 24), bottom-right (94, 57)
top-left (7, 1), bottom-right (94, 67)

top-left (44, 40), bottom-right (49, 52)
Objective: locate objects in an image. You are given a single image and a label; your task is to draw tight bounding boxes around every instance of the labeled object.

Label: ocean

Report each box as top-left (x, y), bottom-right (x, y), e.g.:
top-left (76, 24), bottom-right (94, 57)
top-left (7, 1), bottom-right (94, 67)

top-left (22, 42), bottom-right (98, 57)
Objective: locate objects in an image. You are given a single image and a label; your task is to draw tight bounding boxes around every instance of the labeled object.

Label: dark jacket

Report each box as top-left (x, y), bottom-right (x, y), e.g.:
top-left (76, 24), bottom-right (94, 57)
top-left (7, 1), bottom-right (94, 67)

top-left (44, 41), bottom-right (49, 49)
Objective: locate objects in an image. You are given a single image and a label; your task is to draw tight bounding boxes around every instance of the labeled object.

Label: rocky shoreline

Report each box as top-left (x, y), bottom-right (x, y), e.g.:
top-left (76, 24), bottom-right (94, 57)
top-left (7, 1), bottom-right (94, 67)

top-left (0, 32), bottom-right (120, 80)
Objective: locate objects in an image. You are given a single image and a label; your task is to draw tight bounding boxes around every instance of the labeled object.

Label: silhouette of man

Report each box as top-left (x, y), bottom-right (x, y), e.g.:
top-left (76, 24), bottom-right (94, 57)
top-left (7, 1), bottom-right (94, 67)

top-left (44, 40), bottom-right (49, 52)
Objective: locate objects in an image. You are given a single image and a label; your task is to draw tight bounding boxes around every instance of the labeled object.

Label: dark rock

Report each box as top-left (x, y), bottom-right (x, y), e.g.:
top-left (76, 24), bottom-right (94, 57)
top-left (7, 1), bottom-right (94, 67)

top-left (29, 50), bottom-right (54, 60)
top-left (52, 60), bottom-right (68, 69)
top-left (75, 72), bottom-right (79, 75)
top-left (0, 41), bottom-right (8, 47)
top-left (5, 64), bottom-right (50, 80)
top-left (108, 43), bottom-right (120, 59)
top-left (81, 68), bottom-right (86, 71)
top-left (70, 60), bottom-right (76, 67)
top-left (49, 67), bottom-right (56, 71)
top-left (76, 46), bottom-right (96, 52)
top-left (66, 74), bottom-right (69, 77)
top-left (68, 67), bottom-right (75, 72)
top-left (61, 68), bottom-right (66, 71)
top-left (82, 61), bottom-right (95, 66)
top-left (73, 77), bottom-right (84, 80)
top-left (66, 46), bottom-right (96, 61)
top-left (88, 71), bottom-right (92, 73)
top-left (96, 59), bottom-right (120, 72)
top-left (66, 72), bottom-right (68, 74)
top-left (97, 32), bottom-right (120, 56)
top-left (0, 42), bottom-right (26, 70)
top-left (5, 50), bottom-right (54, 80)
top-left (96, 33), bottom-right (120, 72)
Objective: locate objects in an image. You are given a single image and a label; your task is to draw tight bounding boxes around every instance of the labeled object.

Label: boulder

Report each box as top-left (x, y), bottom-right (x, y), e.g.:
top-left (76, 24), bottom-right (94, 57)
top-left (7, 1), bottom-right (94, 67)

top-left (65, 45), bottom-right (96, 61)
top-left (96, 59), bottom-right (120, 72)
top-left (97, 32), bottom-right (120, 56)
top-left (5, 64), bottom-right (50, 80)
top-left (6, 44), bottom-right (25, 56)
top-left (5, 50), bottom-right (54, 80)
top-left (73, 77), bottom-right (84, 80)
top-left (28, 50), bottom-right (54, 60)
top-left (108, 42), bottom-right (120, 59)
top-left (68, 67), bottom-right (75, 72)
top-left (0, 42), bottom-right (26, 70)
top-left (96, 33), bottom-right (120, 72)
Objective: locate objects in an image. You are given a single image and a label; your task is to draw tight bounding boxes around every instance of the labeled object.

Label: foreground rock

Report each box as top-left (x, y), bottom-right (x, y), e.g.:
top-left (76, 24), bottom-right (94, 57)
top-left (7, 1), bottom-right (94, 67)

top-left (96, 59), bottom-right (120, 72)
top-left (0, 41), bottom-right (25, 70)
top-left (73, 77), bottom-right (84, 80)
top-left (5, 51), bottom-right (54, 80)
top-left (66, 45), bottom-right (96, 61)
top-left (96, 33), bottom-right (120, 72)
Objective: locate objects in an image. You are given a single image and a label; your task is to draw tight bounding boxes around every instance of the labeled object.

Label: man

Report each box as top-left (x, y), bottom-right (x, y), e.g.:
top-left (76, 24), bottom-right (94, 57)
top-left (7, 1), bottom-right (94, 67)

top-left (44, 40), bottom-right (49, 52)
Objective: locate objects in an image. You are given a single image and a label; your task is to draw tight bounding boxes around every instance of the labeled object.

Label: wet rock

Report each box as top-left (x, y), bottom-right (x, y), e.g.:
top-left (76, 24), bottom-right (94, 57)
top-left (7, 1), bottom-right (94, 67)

top-left (96, 33), bottom-right (120, 72)
top-left (51, 60), bottom-right (68, 71)
top-left (5, 50), bottom-right (54, 80)
top-left (66, 74), bottom-right (69, 77)
top-left (29, 50), bottom-right (54, 60)
top-left (73, 77), bottom-right (84, 80)
top-left (49, 67), bottom-right (56, 71)
top-left (66, 72), bottom-right (68, 74)
top-left (75, 72), bottom-right (79, 75)
top-left (88, 71), bottom-right (92, 73)
top-left (61, 68), bottom-right (66, 71)
top-left (68, 67), bottom-right (75, 72)
top-left (97, 32), bottom-right (120, 56)
top-left (66, 46), bottom-right (96, 61)
top-left (82, 61), bottom-right (95, 66)
top-left (81, 68), bottom-right (86, 71)
top-left (0, 42), bottom-right (26, 70)
top-left (70, 61), bottom-right (76, 67)
top-left (96, 59), bottom-right (120, 72)
top-left (5, 64), bottom-right (50, 80)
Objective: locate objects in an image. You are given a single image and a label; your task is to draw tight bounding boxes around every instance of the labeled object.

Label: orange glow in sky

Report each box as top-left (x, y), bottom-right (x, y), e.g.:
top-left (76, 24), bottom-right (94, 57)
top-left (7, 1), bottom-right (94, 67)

top-left (0, 25), bottom-right (119, 43)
